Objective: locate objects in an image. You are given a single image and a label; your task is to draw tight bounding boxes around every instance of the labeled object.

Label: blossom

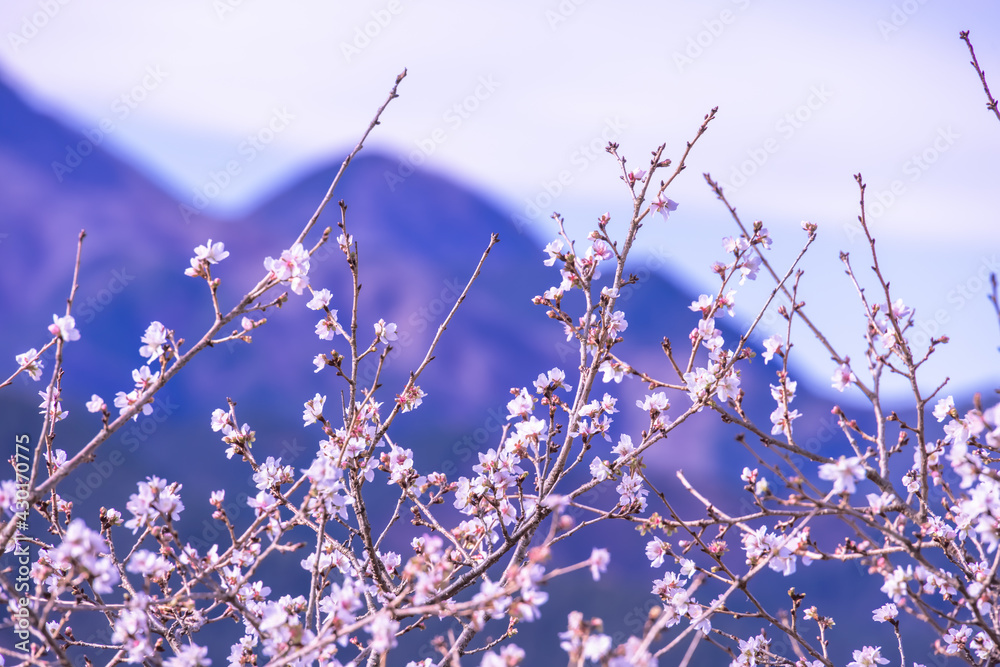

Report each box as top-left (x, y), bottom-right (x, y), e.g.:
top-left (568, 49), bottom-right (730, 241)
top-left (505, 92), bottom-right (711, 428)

top-left (315, 312), bottom-right (343, 340)
top-left (762, 334), bottom-right (784, 364)
top-left (627, 168), bottom-right (646, 185)
top-left (127, 550), bottom-right (175, 581)
top-left (534, 367), bottom-right (572, 393)
top-left (396, 385), bottom-right (426, 413)
top-left (193, 239), bottom-right (229, 264)
top-left (385, 444), bottom-right (415, 486)
top-left (818, 455), bottom-right (866, 495)
top-left (607, 310), bottom-right (628, 337)
top-left (589, 548), bottom-right (610, 581)
top-left (769, 405), bottom-right (802, 436)
top-left (48, 314), bottom-right (80, 342)
top-left (164, 643), bottom-right (212, 667)
top-left (263, 242), bottom-right (310, 294)
top-left (739, 254), bottom-right (761, 284)
top-left (651, 194), bottom-right (679, 220)
top-left (86, 394), bottom-right (105, 413)
top-left (16, 348), bottom-right (43, 381)
top-left (50, 519), bottom-right (120, 593)
top-left (313, 354), bottom-right (327, 373)
top-left (943, 626), bottom-right (972, 655)
top-left (598, 359), bottom-right (627, 384)
top-left (970, 631), bottom-right (996, 661)
top-left (636, 392), bottom-right (669, 413)
top-left (933, 396), bottom-right (954, 422)
top-left (374, 319), bottom-right (398, 344)
top-left (507, 388), bottom-right (534, 420)
top-left (210, 408), bottom-right (231, 433)
top-left (306, 288), bottom-right (332, 310)
top-left (612, 434), bottom-right (637, 463)
top-left (872, 603), bottom-right (897, 622)
top-left (831, 362), bottom-right (855, 392)
top-left (365, 613), bottom-right (400, 654)
top-left (112, 601), bottom-right (153, 662)
top-left (38, 387), bottom-right (68, 422)
top-left (888, 297), bottom-right (913, 321)
top-left (715, 371), bottom-right (740, 403)
top-left (590, 457), bottom-right (612, 481)
top-left (616, 473), bottom-right (648, 512)
top-left (741, 525), bottom-right (800, 576)
top-left (880, 565), bottom-right (912, 602)
top-left (114, 390), bottom-right (153, 421)
top-left (139, 321), bottom-right (168, 360)
top-left (847, 646), bottom-right (889, 667)
top-left (866, 491), bottom-right (894, 514)
top-left (543, 239), bottom-right (564, 266)
top-left (646, 537), bottom-right (669, 567)
top-left (303, 393), bottom-right (326, 426)
top-left (733, 634), bottom-right (769, 667)
top-left (337, 233), bottom-right (353, 253)
top-left (689, 294), bottom-right (713, 315)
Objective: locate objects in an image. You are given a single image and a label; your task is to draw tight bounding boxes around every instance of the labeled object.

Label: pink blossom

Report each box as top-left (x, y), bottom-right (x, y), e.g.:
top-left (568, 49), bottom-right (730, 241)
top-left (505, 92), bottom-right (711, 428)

top-left (847, 646), bottom-right (889, 667)
top-left (303, 393), bottom-right (325, 426)
top-left (306, 288), bottom-right (332, 310)
top-left (933, 396), bottom-right (955, 422)
top-left (193, 238), bottom-right (229, 264)
top-left (818, 455), bottom-right (866, 495)
top-left (689, 294), bottom-right (713, 316)
top-left (507, 388), bottom-right (534, 420)
top-left (543, 239), bottom-right (564, 266)
top-left (589, 548), bottom-right (610, 581)
top-left (646, 537), bottom-right (669, 567)
top-left (48, 314), bottom-right (80, 342)
top-left (16, 348), bottom-right (43, 381)
top-left (831, 363), bottom-right (856, 392)
top-left (762, 334), bottom-right (784, 364)
top-left (627, 168), bottom-right (646, 185)
top-left (636, 392), bottom-right (669, 413)
top-left (374, 319), bottom-right (398, 344)
top-left (872, 603), bottom-right (897, 622)
top-left (651, 194), bottom-right (679, 220)
top-left (139, 321), bottom-right (168, 360)
top-left (598, 359), bottom-right (627, 384)
top-left (263, 242), bottom-right (310, 294)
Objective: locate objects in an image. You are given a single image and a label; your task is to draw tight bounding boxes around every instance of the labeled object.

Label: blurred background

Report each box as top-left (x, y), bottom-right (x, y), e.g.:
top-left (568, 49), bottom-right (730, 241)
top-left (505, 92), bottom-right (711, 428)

top-left (2, 0), bottom-right (999, 395)
top-left (1, 1), bottom-right (998, 664)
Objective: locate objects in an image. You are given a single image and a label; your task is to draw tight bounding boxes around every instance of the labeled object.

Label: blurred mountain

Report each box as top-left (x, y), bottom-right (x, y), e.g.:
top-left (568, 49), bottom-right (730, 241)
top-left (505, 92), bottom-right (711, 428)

top-left (0, 75), bottom-right (879, 665)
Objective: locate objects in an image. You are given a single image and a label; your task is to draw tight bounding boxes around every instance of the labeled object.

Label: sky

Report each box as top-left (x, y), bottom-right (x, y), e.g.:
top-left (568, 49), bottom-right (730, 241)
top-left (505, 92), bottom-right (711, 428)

top-left (1, 0), bottom-right (999, 400)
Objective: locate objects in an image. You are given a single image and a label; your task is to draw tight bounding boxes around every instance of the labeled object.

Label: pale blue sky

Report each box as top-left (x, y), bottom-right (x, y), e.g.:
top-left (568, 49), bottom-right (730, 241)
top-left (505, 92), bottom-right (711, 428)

top-left (2, 1), bottom-right (998, 398)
